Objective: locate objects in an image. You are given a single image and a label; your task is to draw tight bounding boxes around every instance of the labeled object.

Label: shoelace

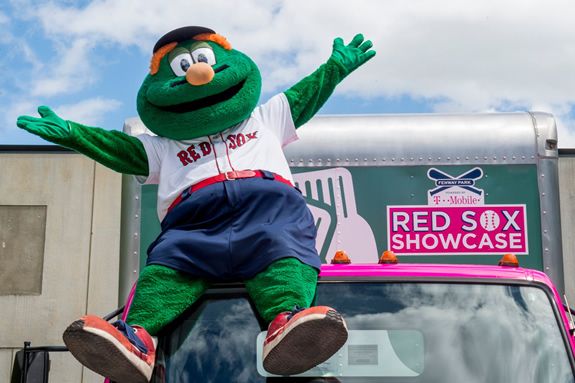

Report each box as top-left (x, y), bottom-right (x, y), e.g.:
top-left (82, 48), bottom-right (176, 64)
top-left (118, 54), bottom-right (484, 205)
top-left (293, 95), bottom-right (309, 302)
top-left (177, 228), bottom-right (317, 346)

top-left (286, 305), bottom-right (306, 321)
top-left (113, 320), bottom-right (148, 354)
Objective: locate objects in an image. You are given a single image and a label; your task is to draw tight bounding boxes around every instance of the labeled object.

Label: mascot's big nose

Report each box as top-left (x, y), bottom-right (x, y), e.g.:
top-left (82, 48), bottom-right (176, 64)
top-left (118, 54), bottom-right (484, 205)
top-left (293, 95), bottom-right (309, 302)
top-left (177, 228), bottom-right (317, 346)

top-left (185, 62), bottom-right (215, 86)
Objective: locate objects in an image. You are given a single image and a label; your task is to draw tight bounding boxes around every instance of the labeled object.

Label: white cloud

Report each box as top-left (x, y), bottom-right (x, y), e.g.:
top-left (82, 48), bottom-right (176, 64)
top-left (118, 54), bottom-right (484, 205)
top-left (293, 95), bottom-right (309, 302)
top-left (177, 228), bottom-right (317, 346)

top-left (54, 97), bottom-right (122, 126)
top-left (30, 0), bottom-right (575, 102)
top-left (5, 0), bottom-right (575, 145)
top-left (29, 38), bottom-right (98, 97)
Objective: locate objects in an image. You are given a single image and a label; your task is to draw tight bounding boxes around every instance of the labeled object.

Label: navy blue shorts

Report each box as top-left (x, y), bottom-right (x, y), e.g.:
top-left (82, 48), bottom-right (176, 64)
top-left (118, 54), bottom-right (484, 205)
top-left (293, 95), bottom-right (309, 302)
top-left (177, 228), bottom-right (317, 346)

top-left (146, 177), bottom-right (321, 281)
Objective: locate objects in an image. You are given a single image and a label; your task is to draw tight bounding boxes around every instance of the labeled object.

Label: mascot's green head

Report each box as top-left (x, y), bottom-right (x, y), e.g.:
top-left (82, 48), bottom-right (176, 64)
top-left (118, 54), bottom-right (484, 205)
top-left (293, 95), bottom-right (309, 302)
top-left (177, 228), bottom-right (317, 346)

top-left (137, 26), bottom-right (262, 140)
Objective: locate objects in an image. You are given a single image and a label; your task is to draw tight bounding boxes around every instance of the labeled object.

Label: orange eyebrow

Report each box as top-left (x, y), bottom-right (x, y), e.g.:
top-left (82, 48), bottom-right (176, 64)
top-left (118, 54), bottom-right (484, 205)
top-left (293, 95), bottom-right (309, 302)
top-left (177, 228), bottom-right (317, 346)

top-left (194, 33), bottom-right (232, 50)
top-left (150, 42), bottom-right (177, 75)
top-left (149, 34), bottom-right (232, 75)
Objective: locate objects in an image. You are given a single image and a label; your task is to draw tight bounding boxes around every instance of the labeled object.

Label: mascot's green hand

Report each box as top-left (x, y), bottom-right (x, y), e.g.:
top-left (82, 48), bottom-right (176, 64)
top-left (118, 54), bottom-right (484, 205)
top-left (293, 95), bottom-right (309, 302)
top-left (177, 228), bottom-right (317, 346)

top-left (17, 106), bottom-right (71, 142)
top-left (330, 34), bottom-right (376, 75)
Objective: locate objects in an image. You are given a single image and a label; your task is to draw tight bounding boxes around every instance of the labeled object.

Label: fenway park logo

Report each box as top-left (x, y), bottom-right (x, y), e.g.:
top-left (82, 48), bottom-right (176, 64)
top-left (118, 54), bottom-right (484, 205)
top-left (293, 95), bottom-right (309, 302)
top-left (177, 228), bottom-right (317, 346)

top-left (427, 167), bottom-right (484, 206)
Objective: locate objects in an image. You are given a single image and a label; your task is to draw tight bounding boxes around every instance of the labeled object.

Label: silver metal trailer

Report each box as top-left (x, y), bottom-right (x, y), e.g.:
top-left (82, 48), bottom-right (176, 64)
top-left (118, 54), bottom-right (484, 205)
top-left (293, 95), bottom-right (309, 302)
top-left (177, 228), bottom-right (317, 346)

top-left (122, 111), bottom-right (565, 293)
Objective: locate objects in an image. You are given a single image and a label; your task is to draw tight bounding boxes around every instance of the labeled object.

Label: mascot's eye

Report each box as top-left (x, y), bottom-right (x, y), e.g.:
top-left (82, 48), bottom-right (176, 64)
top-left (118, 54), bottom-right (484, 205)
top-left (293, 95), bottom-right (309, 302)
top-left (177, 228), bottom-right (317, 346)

top-left (191, 47), bottom-right (216, 66)
top-left (170, 53), bottom-right (194, 76)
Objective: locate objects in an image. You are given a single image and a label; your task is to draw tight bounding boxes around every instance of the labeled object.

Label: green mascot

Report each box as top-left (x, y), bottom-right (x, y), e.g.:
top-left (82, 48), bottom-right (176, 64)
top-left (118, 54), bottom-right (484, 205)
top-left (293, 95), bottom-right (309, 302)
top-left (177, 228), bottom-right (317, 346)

top-left (17, 26), bottom-right (375, 382)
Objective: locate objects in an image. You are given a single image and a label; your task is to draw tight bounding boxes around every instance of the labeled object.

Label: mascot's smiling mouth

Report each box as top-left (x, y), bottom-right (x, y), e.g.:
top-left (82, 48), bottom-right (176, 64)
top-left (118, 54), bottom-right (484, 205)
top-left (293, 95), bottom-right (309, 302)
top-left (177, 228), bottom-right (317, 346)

top-left (156, 80), bottom-right (245, 114)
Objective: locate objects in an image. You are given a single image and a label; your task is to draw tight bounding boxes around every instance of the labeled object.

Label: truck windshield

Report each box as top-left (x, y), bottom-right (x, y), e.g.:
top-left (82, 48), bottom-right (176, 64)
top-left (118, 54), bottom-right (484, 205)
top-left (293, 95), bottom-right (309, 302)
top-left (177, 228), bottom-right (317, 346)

top-left (151, 282), bottom-right (574, 383)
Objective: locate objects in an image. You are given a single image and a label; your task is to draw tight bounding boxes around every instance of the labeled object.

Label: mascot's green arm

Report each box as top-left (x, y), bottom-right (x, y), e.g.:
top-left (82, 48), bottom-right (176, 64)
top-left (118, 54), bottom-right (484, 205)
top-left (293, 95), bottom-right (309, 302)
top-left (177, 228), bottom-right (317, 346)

top-left (17, 106), bottom-right (149, 176)
top-left (284, 33), bottom-right (376, 128)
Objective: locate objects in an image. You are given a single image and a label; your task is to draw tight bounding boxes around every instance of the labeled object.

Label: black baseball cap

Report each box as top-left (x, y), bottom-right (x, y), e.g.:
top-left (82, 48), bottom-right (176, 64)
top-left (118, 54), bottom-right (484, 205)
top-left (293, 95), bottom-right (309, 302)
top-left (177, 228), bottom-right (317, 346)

top-left (153, 26), bottom-right (215, 53)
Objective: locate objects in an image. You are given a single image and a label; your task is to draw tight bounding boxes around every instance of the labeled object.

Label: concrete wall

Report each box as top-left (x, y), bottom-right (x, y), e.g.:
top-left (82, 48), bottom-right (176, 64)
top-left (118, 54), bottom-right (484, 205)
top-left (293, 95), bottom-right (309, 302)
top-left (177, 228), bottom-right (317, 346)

top-left (0, 151), bottom-right (122, 383)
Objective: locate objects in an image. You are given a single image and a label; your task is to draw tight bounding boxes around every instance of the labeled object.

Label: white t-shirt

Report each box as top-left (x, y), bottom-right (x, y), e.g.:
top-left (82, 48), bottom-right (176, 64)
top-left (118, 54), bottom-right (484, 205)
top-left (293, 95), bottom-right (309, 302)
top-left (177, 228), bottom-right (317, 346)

top-left (137, 93), bottom-right (298, 221)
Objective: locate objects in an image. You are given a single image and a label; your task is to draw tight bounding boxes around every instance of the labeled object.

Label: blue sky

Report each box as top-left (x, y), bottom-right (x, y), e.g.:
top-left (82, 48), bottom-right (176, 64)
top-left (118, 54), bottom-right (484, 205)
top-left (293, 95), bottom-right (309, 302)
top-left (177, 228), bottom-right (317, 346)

top-left (2, 0), bottom-right (575, 146)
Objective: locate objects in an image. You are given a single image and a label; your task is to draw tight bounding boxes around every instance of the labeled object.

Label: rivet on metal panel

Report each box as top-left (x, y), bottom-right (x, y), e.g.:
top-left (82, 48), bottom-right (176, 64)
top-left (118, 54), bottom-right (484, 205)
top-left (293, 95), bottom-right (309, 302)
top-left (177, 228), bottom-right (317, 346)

top-left (135, 196), bottom-right (139, 200)
top-left (133, 251), bottom-right (137, 255)
top-left (410, 157), bottom-right (414, 161)
top-left (447, 157), bottom-right (451, 161)
top-left (541, 173), bottom-right (545, 178)
top-left (512, 156), bottom-right (516, 160)
top-left (503, 156), bottom-right (507, 160)
top-left (134, 232), bottom-right (138, 237)
top-left (475, 156), bottom-right (479, 160)
top-left (484, 156), bottom-right (488, 160)
top-left (400, 158), bottom-right (405, 162)
top-left (465, 156), bottom-right (469, 160)
top-left (456, 157), bottom-right (460, 160)
top-left (410, 193), bottom-right (415, 198)
top-left (392, 158), bottom-right (396, 162)
top-left (543, 210), bottom-right (547, 214)
top-left (437, 157), bottom-right (441, 161)
top-left (419, 157), bottom-right (423, 161)
top-left (410, 175), bottom-right (414, 179)
top-left (544, 229), bottom-right (548, 234)
top-left (541, 192), bottom-right (546, 197)
top-left (428, 157), bottom-right (432, 161)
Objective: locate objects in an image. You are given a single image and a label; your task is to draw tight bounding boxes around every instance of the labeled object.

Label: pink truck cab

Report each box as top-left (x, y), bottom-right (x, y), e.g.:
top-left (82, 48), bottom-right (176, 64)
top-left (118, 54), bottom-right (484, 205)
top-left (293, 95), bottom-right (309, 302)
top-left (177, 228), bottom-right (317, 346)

top-left (148, 257), bottom-right (575, 382)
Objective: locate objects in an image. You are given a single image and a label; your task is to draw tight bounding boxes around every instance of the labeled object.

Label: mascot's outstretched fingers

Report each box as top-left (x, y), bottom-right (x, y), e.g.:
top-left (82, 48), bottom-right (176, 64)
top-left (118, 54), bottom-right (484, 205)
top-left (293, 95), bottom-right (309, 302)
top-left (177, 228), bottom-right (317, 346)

top-left (17, 26), bottom-right (375, 382)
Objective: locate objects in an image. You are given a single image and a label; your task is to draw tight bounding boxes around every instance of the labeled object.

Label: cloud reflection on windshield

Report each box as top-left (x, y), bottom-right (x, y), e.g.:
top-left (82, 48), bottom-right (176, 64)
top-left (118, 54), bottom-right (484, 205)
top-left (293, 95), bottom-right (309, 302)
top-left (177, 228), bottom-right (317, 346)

top-left (341, 284), bottom-right (573, 383)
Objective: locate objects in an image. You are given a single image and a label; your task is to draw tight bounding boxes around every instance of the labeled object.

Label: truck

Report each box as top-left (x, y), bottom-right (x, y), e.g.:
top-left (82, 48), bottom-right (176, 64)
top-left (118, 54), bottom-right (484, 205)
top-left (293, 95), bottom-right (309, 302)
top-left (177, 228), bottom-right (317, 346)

top-left (119, 111), bottom-right (574, 382)
top-left (10, 111), bottom-right (575, 382)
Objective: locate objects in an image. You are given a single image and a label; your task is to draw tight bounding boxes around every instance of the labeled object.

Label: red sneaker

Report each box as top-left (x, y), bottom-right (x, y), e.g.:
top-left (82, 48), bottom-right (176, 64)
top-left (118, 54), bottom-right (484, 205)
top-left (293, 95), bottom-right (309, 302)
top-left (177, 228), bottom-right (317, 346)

top-left (263, 306), bottom-right (348, 375)
top-left (63, 315), bottom-right (155, 383)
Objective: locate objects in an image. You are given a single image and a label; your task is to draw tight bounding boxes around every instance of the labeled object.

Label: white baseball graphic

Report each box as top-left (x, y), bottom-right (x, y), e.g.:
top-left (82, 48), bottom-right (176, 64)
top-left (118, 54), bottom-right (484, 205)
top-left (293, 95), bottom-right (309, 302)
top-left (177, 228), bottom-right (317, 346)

top-left (480, 210), bottom-right (500, 231)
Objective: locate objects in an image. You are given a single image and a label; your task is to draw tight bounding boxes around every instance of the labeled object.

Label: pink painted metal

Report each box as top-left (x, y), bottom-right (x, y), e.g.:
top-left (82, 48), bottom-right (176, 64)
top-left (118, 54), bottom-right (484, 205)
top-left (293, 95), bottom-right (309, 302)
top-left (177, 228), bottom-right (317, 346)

top-left (320, 262), bottom-right (575, 355)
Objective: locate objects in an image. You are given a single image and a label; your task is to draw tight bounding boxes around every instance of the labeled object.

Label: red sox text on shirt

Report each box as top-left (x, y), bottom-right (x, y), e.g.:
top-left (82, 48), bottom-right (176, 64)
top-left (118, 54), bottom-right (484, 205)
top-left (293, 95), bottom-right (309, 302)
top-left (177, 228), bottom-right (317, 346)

top-left (176, 131), bottom-right (258, 166)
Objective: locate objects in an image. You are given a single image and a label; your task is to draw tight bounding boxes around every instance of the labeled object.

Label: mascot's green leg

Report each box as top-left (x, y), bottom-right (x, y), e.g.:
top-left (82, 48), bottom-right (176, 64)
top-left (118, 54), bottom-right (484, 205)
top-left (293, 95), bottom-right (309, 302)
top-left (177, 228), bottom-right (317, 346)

top-left (245, 257), bottom-right (318, 323)
top-left (126, 264), bottom-right (209, 335)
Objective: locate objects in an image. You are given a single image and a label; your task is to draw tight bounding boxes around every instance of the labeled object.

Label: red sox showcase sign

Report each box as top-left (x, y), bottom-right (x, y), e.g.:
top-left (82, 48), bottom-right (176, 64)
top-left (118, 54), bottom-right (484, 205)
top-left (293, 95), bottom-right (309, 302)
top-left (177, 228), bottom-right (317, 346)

top-left (387, 167), bottom-right (528, 255)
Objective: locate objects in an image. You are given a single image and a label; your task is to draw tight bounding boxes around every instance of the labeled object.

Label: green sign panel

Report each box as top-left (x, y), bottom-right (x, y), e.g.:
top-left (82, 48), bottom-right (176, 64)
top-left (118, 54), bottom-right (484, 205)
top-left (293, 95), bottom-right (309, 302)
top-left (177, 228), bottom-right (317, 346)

top-left (140, 164), bottom-right (542, 271)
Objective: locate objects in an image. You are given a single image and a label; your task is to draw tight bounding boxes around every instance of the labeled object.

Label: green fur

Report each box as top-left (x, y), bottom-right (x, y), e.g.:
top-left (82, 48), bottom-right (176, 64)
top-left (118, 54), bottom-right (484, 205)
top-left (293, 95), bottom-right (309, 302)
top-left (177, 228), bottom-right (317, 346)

top-left (67, 121), bottom-right (149, 175)
top-left (284, 58), bottom-right (348, 128)
top-left (16, 106), bottom-right (149, 176)
top-left (137, 41), bottom-right (262, 140)
top-left (127, 258), bottom-right (317, 332)
top-left (245, 258), bottom-right (318, 322)
top-left (126, 265), bottom-right (209, 335)
top-left (285, 33), bottom-right (376, 128)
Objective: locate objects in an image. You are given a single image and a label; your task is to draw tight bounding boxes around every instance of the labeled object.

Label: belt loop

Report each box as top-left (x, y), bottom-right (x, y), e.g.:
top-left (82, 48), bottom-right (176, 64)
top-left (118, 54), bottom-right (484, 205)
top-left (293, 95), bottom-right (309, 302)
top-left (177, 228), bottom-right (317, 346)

top-left (259, 170), bottom-right (275, 180)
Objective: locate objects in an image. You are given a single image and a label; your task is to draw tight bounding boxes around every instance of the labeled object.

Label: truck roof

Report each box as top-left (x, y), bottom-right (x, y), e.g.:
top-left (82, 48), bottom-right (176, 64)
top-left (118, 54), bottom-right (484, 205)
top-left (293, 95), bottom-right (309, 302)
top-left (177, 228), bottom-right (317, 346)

top-left (320, 262), bottom-right (554, 287)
